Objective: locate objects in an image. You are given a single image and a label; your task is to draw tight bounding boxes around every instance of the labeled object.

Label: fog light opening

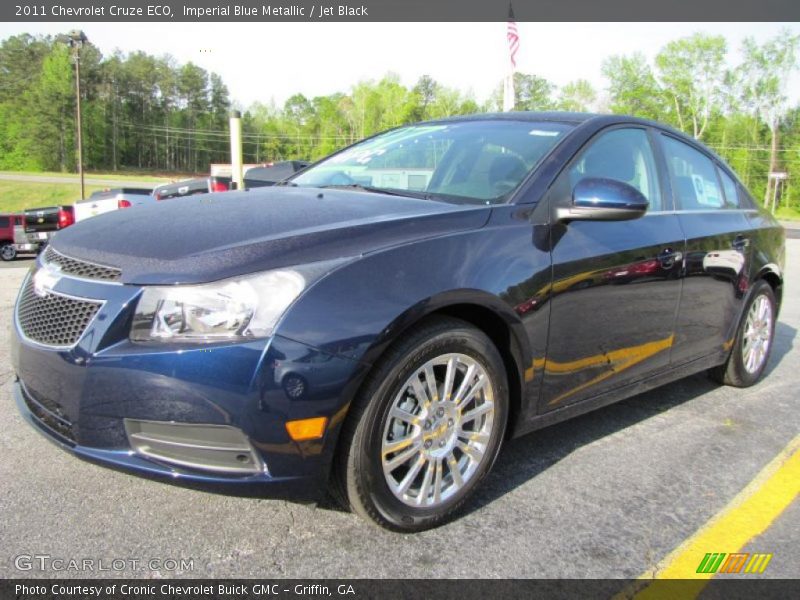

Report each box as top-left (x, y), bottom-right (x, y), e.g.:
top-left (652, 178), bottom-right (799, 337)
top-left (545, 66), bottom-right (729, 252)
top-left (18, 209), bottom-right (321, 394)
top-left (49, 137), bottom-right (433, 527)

top-left (123, 419), bottom-right (267, 475)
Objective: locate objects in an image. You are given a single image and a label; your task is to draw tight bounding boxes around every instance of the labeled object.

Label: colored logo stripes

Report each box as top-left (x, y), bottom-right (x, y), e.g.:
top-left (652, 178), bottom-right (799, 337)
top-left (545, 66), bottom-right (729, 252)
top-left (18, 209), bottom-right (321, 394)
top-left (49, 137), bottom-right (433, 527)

top-left (696, 552), bottom-right (773, 574)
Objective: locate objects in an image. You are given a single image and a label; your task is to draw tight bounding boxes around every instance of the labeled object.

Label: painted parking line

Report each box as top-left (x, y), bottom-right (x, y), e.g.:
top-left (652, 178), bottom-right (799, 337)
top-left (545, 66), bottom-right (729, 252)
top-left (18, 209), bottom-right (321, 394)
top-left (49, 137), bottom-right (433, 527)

top-left (617, 434), bottom-right (800, 599)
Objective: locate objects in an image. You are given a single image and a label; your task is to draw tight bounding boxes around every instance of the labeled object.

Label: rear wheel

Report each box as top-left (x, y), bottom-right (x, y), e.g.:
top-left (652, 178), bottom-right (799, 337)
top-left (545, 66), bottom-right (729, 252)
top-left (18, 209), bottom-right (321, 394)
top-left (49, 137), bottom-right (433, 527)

top-left (710, 280), bottom-right (776, 387)
top-left (0, 243), bottom-right (16, 261)
top-left (331, 317), bottom-right (508, 531)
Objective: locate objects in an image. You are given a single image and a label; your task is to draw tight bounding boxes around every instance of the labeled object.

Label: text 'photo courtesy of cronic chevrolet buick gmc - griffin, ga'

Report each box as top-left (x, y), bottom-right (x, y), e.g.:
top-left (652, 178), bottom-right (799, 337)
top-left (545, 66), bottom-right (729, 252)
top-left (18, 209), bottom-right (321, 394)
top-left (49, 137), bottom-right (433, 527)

top-left (11, 112), bottom-right (784, 531)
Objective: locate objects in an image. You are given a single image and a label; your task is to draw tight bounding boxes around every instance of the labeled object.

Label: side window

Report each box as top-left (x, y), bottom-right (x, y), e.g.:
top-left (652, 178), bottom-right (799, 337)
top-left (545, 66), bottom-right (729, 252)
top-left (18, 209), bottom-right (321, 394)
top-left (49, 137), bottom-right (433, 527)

top-left (717, 167), bottom-right (741, 209)
top-left (662, 135), bottom-right (724, 211)
top-left (0, 216), bottom-right (9, 229)
top-left (569, 128), bottom-right (662, 212)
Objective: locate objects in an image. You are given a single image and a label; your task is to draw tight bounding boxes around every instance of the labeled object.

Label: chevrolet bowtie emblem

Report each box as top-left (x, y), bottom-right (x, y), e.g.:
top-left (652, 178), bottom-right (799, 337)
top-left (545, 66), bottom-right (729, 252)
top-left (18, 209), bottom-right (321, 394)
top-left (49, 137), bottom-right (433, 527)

top-left (33, 264), bottom-right (62, 297)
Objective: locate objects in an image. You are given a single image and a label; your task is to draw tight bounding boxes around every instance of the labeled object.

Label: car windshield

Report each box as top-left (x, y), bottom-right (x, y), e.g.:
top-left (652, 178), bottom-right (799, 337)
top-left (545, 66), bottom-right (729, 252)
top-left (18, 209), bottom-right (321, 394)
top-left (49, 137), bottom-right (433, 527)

top-left (290, 119), bottom-right (574, 205)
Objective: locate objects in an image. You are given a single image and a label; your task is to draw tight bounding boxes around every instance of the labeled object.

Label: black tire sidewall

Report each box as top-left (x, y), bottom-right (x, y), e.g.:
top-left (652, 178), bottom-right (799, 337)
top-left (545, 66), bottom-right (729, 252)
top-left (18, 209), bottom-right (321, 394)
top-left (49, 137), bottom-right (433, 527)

top-left (353, 326), bottom-right (508, 530)
top-left (0, 244), bottom-right (15, 261)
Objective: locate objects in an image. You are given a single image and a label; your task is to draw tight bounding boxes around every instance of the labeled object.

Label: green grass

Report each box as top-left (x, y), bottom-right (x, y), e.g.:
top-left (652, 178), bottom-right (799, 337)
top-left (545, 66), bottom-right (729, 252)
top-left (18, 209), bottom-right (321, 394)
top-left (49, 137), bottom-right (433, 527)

top-left (0, 169), bottom-right (177, 182)
top-left (0, 181), bottom-right (109, 212)
top-left (775, 206), bottom-right (800, 222)
top-left (0, 170), bottom-right (180, 212)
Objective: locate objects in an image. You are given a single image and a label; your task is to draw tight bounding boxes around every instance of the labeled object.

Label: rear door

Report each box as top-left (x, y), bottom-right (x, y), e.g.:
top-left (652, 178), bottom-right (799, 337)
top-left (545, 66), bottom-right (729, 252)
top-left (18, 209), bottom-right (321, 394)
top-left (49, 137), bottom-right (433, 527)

top-left (659, 133), bottom-right (753, 365)
top-left (539, 126), bottom-right (685, 412)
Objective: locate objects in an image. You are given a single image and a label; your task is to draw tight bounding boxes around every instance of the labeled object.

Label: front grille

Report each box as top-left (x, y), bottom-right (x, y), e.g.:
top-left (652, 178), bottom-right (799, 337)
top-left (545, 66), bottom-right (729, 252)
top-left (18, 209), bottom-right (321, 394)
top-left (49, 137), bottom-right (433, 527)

top-left (21, 383), bottom-right (75, 443)
top-left (44, 246), bottom-right (122, 282)
top-left (16, 278), bottom-right (103, 347)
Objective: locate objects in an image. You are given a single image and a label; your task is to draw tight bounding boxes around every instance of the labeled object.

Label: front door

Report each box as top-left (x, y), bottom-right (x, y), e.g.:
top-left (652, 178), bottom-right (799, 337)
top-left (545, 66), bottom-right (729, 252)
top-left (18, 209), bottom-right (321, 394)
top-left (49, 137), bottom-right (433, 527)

top-left (539, 127), bottom-right (684, 412)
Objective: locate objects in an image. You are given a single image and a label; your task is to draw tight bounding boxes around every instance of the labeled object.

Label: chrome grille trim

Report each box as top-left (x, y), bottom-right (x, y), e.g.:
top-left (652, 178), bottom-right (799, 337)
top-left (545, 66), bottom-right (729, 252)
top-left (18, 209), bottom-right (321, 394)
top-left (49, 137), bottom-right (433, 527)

top-left (44, 246), bottom-right (122, 283)
top-left (15, 275), bottom-right (105, 349)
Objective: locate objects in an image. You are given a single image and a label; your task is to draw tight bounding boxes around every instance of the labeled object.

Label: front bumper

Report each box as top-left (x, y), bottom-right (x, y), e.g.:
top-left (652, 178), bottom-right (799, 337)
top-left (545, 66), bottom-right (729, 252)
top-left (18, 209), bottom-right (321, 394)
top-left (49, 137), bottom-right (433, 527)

top-left (11, 268), bottom-right (364, 501)
top-left (13, 380), bottom-right (316, 499)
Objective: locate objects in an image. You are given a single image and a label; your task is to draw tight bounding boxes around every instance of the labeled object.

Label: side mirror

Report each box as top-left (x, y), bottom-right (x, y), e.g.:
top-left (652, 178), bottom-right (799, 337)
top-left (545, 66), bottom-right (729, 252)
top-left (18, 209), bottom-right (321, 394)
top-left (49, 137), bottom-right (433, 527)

top-left (555, 177), bottom-right (649, 223)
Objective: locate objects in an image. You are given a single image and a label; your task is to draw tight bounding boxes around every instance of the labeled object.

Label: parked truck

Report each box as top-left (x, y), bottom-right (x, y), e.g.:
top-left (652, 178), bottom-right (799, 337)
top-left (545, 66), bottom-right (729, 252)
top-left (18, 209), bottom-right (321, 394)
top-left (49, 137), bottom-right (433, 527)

top-left (152, 175), bottom-right (233, 200)
top-left (0, 213), bottom-right (39, 261)
top-left (23, 205), bottom-right (75, 249)
top-left (73, 187), bottom-right (155, 223)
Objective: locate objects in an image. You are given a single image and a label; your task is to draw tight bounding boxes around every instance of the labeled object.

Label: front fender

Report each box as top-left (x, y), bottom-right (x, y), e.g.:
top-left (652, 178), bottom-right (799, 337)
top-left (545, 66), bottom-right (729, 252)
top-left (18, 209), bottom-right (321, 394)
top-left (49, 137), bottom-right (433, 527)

top-left (277, 220), bottom-right (547, 363)
top-left (274, 215), bottom-right (553, 430)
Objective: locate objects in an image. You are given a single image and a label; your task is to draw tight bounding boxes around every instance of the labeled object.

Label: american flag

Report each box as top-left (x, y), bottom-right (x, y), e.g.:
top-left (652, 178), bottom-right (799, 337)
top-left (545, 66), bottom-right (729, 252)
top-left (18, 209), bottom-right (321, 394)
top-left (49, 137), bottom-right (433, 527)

top-left (507, 4), bottom-right (519, 69)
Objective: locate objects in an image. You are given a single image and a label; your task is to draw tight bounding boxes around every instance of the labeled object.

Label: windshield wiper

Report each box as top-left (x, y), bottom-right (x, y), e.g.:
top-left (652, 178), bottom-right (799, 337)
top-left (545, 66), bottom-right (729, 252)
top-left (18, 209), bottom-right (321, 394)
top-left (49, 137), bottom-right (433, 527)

top-left (318, 184), bottom-right (432, 200)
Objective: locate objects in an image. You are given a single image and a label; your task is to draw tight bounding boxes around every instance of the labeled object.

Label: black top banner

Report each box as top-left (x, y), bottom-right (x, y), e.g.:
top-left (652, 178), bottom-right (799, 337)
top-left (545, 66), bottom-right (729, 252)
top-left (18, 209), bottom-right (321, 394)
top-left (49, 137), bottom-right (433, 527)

top-left (2, 0), bottom-right (799, 22)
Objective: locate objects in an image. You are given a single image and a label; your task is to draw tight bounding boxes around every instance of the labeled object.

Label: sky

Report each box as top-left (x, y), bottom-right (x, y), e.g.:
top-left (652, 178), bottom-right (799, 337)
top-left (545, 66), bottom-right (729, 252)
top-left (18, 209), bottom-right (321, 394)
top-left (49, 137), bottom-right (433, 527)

top-left (0, 22), bottom-right (798, 109)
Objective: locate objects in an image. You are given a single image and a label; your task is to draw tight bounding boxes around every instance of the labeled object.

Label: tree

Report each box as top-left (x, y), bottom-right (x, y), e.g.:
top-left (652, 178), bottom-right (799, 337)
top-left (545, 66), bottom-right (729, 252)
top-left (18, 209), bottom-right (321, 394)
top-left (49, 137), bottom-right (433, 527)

top-left (557, 79), bottom-right (597, 112)
top-left (655, 33), bottom-right (727, 139)
top-left (491, 72), bottom-right (555, 111)
top-left (601, 53), bottom-right (664, 120)
top-left (410, 74), bottom-right (437, 121)
top-left (0, 34), bottom-right (52, 169)
top-left (29, 44), bottom-right (74, 171)
top-left (736, 30), bottom-right (800, 202)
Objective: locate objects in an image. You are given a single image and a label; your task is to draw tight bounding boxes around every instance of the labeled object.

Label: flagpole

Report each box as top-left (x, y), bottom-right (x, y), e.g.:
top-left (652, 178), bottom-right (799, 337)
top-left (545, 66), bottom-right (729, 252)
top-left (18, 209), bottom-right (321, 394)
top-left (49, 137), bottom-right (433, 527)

top-left (503, 3), bottom-right (518, 112)
top-left (503, 72), bottom-right (515, 113)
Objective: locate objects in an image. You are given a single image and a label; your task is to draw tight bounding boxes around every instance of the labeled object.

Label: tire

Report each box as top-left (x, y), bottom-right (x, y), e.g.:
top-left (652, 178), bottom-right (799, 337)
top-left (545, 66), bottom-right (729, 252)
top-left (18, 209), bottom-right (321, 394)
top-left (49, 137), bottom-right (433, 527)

top-left (282, 374), bottom-right (308, 400)
top-left (0, 243), bottom-right (16, 262)
top-left (331, 316), bottom-right (509, 532)
top-left (709, 280), bottom-right (776, 387)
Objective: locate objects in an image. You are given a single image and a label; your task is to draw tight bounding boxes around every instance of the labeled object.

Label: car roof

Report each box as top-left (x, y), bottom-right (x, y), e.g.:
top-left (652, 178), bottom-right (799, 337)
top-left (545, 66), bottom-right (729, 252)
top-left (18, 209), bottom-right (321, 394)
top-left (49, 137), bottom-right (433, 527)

top-left (422, 111), bottom-right (734, 173)
top-left (423, 111), bottom-right (598, 126)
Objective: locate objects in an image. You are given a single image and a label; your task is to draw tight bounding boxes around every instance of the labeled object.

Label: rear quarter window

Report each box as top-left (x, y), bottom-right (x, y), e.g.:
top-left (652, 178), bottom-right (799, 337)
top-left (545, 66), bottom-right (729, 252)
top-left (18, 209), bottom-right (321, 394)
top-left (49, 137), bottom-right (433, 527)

top-left (662, 135), bottom-right (725, 211)
top-left (717, 167), bottom-right (741, 209)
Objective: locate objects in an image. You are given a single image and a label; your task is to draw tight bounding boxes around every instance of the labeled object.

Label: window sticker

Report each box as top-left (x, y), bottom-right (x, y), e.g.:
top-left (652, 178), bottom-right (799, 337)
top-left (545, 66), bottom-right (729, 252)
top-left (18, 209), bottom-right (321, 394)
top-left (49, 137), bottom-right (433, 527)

top-left (529, 129), bottom-right (560, 137)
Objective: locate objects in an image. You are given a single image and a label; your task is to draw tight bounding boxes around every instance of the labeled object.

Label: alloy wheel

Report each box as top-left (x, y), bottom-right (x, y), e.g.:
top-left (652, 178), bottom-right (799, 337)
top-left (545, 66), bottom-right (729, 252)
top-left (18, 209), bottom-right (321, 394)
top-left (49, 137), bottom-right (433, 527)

top-left (742, 295), bottom-right (773, 374)
top-left (380, 353), bottom-right (495, 508)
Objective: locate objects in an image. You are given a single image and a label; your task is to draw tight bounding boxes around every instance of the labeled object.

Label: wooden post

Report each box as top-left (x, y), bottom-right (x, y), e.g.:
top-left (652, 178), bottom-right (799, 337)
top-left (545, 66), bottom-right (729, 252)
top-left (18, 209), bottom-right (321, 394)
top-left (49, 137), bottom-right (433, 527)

top-left (230, 110), bottom-right (243, 191)
top-left (73, 47), bottom-right (84, 200)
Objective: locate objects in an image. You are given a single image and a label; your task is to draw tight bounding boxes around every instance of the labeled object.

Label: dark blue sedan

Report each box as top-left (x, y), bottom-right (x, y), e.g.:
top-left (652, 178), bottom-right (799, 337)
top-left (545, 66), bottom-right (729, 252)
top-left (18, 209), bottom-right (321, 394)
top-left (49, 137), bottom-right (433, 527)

top-left (11, 113), bottom-right (784, 531)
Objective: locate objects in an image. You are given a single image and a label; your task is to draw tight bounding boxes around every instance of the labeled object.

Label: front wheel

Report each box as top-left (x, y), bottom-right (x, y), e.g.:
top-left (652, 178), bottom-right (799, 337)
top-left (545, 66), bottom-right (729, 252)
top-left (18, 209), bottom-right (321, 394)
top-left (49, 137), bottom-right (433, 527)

top-left (331, 317), bottom-right (508, 532)
top-left (710, 280), bottom-right (776, 387)
top-left (0, 243), bottom-right (16, 261)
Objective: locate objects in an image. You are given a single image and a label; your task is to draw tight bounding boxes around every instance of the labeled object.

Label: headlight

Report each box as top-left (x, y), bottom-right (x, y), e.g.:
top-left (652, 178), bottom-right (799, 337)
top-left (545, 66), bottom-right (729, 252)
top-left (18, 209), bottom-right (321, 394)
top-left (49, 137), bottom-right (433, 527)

top-left (130, 261), bottom-right (343, 343)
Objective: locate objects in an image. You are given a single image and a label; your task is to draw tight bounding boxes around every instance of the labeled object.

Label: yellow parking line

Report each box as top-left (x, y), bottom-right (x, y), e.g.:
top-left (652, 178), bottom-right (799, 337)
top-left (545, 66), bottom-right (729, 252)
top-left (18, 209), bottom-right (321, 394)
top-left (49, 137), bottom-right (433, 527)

top-left (628, 434), bottom-right (800, 599)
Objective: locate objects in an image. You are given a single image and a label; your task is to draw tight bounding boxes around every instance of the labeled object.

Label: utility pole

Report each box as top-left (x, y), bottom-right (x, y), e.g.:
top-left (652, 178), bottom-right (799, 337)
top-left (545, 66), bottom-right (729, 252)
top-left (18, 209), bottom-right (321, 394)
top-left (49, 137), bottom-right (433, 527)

top-left (230, 110), bottom-right (244, 191)
top-left (67, 30), bottom-right (87, 200)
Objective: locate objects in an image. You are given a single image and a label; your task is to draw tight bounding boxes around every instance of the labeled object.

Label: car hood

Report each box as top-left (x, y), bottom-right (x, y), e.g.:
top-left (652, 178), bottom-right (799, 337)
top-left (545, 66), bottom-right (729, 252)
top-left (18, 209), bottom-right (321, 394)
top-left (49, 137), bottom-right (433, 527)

top-left (51, 187), bottom-right (490, 285)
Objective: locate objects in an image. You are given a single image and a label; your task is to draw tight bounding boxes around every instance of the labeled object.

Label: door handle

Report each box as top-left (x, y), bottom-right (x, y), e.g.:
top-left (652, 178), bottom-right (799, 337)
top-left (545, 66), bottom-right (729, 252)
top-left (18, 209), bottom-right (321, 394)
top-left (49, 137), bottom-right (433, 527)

top-left (732, 235), bottom-right (750, 250)
top-left (658, 247), bottom-right (682, 268)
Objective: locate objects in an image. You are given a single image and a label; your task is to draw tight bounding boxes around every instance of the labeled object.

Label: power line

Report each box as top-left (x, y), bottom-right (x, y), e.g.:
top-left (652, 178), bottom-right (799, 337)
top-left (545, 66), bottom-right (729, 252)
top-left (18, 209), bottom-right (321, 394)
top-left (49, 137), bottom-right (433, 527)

top-left (115, 120), bottom-right (354, 141)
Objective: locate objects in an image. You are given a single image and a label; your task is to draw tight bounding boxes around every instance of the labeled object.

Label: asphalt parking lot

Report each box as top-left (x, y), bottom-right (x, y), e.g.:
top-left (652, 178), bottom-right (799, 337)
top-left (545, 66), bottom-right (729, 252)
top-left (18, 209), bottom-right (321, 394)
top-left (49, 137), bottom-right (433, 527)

top-left (1, 243), bottom-right (798, 580)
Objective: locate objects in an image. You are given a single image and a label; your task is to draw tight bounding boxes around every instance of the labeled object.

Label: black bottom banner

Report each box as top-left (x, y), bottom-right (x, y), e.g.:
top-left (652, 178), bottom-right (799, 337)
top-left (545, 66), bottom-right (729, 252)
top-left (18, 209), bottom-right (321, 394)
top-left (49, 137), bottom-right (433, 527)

top-left (2, 579), bottom-right (800, 600)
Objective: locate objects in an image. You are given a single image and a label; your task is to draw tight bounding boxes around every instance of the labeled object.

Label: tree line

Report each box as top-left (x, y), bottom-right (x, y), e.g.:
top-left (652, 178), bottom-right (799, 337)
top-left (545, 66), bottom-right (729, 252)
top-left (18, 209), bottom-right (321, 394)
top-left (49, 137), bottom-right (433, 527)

top-left (0, 30), bottom-right (797, 206)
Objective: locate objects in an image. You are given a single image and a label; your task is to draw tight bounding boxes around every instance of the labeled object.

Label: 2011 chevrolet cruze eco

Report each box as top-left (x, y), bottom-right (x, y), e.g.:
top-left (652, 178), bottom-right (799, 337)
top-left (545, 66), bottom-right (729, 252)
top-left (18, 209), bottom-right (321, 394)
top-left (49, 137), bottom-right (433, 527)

top-left (12, 113), bottom-right (784, 531)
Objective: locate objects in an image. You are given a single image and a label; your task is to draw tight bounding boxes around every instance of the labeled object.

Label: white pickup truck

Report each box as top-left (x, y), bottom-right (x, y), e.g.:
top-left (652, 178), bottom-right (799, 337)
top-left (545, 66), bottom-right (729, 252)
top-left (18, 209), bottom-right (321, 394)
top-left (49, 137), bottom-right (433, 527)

top-left (73, 188), bottom-right (155, 223)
